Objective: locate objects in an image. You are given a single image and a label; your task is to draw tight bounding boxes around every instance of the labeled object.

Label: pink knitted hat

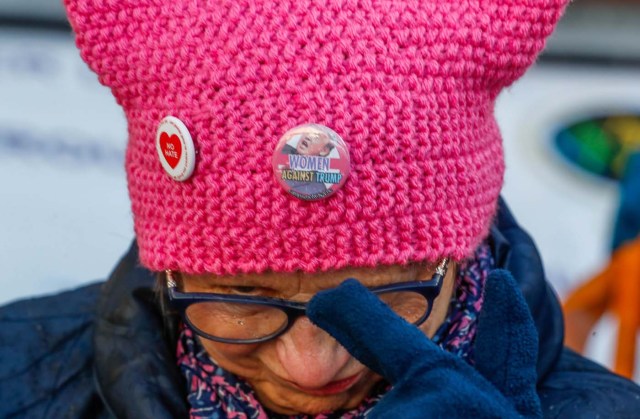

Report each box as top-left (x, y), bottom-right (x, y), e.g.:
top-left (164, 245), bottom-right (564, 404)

top-left (64, 0), bottom-right (568, 275)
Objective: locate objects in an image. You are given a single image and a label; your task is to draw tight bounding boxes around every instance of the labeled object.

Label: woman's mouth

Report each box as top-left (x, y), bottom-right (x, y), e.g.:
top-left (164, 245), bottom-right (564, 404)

top-left (290, 373), bottom-right (362, 396)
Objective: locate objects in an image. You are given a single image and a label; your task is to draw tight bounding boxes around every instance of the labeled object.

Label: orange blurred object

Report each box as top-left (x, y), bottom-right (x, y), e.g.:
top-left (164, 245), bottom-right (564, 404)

top-left (563, 237), bottom-right (640, 379)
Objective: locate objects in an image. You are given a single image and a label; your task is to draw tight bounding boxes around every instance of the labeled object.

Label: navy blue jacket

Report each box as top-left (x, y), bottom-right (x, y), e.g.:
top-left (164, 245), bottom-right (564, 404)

top-left (2, 200), bottom-right (640, 418)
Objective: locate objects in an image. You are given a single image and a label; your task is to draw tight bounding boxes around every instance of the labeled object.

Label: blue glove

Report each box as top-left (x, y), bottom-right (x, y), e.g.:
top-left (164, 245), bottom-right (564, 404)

top-left (307, 269), bottom-right (541, 418)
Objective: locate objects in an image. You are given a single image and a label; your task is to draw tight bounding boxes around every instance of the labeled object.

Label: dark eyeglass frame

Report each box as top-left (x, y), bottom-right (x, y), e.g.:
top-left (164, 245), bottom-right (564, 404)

top-left (166, 258), bottom-right (449, 344)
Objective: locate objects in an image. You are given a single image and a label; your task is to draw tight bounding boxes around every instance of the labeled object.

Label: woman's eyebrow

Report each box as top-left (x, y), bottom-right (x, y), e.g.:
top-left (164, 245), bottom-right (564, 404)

top-left (346, 269), bottom-right (421, 288)
top-left (183, 273), bottom-right (297, 289)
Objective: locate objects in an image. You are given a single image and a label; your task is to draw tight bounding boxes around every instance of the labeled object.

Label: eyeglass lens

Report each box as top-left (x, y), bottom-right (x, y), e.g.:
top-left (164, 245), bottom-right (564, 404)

top-left (187, 302), bottom-right (289, 341)
top-left (377, 290), bottom-right (431, 324)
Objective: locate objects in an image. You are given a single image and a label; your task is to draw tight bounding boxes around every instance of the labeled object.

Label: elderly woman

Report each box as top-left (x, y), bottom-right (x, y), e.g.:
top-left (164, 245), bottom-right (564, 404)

top-left (3, 0), bottom-right (640, 418)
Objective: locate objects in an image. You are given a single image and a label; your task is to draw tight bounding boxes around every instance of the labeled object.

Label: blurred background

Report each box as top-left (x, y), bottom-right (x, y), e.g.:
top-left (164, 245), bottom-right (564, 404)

top-left (1, 1), bottom-right (639, 380)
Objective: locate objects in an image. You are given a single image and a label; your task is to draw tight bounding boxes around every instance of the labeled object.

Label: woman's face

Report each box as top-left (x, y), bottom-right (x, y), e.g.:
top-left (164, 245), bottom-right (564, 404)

top-left (179, 262), bottom-right (456, 415)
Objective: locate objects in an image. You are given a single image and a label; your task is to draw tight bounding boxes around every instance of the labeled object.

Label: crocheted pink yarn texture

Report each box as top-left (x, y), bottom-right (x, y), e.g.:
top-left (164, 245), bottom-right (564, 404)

top-left (64, 0), bottom-right (568, 275)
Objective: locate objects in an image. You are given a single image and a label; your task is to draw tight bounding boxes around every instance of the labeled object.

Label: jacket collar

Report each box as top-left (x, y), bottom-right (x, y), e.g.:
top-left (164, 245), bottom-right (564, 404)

top-left (489, 197), bottom-right (564, 381)
top-left (93, 240), bottom-right (188, 418)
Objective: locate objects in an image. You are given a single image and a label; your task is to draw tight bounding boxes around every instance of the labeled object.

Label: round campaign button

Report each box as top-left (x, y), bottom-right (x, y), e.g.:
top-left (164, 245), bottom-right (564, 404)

top-left (156, 116), bottom-right (196, 181)
top-left (272, 124), bottom-right (351, 201)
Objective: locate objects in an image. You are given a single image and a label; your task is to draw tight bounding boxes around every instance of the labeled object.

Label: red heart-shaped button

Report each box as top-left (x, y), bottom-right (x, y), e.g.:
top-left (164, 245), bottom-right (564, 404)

top-left (160, 132), bottom-right (182, 169)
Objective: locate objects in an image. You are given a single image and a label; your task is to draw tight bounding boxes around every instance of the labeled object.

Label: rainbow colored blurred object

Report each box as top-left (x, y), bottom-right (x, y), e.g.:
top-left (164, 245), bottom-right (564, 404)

top-left (554, 114), bottom-right (640, 180)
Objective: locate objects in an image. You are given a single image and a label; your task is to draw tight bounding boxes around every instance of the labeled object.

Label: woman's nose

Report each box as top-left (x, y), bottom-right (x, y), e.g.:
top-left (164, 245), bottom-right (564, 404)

top-left (275, 316), bottom-right (353, 389)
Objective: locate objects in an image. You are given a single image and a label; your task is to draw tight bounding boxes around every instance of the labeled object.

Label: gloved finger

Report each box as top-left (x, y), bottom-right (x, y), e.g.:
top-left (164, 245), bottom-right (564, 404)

top-left (307, 279), bottom-right (448, 384)
top-left (474, 269), bottom-right (540, 417)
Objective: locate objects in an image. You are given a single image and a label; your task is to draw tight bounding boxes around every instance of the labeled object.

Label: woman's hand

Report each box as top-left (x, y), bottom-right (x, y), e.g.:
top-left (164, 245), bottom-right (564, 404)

top-left (307, 269), bottom-right (541, 418)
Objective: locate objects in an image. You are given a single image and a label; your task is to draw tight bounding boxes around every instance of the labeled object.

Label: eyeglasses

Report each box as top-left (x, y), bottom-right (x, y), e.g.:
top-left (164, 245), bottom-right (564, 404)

top-left (166, 258), bottom-right (449, 344)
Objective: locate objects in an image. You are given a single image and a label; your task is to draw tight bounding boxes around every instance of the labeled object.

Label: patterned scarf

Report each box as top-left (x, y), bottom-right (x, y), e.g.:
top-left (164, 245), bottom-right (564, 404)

top-left (177, 243), bottom-right (494, 418)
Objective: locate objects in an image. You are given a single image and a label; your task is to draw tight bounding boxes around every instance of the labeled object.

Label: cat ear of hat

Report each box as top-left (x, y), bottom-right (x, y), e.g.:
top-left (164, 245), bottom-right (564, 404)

top-left (64, 0), bottom-right (569, 275)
